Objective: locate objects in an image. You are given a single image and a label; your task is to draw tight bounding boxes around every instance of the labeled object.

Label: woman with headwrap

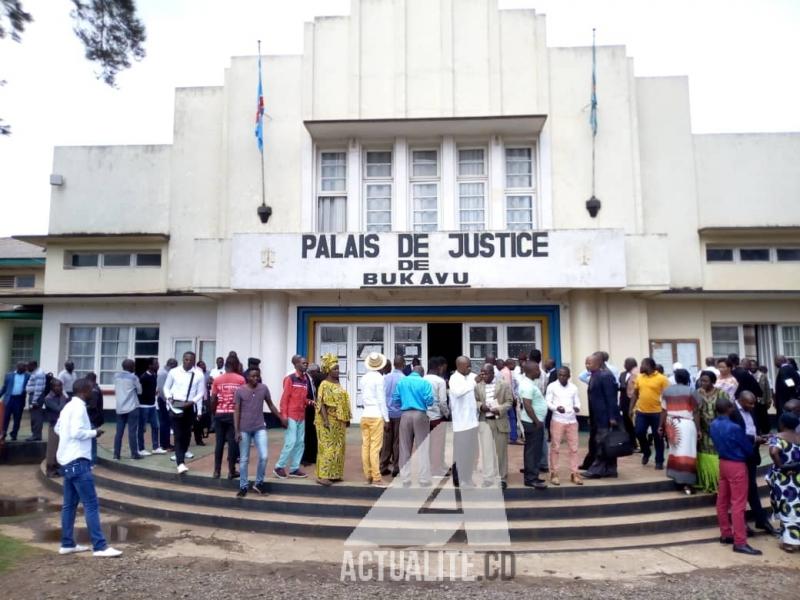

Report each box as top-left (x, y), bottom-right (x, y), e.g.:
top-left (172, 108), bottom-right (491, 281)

top-left (765, 411), bottom-right (800, 552)
top-left (692, 370), bottom-right (727, 493)
top-left (315, 353), bottom-right (351, 486)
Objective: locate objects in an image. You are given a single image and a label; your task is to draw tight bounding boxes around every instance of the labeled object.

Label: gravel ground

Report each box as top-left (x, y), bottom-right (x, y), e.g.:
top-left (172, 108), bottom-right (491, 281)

top-left (1, 553), bottom-right (798, 600)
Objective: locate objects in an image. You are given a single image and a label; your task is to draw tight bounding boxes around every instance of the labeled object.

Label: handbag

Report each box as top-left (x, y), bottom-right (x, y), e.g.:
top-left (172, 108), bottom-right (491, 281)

top-left (170, 371), bottom-right (195, 410)
top-left (602, 427), bottom-right (634, 458)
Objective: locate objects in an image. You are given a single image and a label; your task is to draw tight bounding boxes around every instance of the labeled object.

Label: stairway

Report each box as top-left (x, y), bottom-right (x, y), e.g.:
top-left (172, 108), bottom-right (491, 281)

top-left (38, 457), bottom-right (772, 551)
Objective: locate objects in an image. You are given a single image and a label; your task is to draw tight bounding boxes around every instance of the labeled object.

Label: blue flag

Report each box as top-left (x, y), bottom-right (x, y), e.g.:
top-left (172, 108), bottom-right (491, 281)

top-left (255, 54), bottom-right (264, 153)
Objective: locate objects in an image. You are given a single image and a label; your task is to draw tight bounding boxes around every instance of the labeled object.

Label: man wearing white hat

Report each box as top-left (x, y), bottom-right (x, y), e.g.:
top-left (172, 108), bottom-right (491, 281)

top-left (361, 352), bottom-right (390, 487)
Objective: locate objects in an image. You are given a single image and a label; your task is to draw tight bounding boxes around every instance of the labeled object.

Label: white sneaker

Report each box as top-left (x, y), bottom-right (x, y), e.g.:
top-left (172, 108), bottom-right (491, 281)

top-left (185, 451), bottom-right (194, 459)
top-left (152, 447), bottom-right (167, 455)
top-left (177, 463), bottom-right (189, 474)
top-left (170, 455), bottom-right (176, 461)
top-left (59, 544), bottom-right (90, 555)
top-left (93, 547), bottom-right (122, 558)
top-left (138, 449), bottom-right (152, 456)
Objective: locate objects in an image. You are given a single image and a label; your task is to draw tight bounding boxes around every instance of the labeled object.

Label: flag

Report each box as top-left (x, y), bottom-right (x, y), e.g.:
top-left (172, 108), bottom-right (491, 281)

top-left (589, 29), bottom-right (597, 137)
top-left (255, 53), bottom-right (264, 153)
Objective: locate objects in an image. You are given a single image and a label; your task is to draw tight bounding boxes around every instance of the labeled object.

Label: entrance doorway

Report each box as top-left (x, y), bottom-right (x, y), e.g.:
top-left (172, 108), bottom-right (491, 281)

top-left (427, 322), bottom-right (463, 376)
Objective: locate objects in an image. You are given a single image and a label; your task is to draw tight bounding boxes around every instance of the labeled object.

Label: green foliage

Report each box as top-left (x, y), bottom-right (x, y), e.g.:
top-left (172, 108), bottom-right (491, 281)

top-left (70, 0), bottom-right (146, 86)
top-left (0, 533), bottom-right (32, 572)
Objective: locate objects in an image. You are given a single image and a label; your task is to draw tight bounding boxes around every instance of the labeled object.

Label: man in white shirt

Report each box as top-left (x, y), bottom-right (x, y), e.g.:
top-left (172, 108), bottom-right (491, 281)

top-left (209, 356), bottom-right (225, 381)
top-left (58, 361), bottom-right (78, 396)
top-left (448, 356), bottom-right (479, 488)
top-left (360, 352), bottom-right (389, 487)
top-left (55, 378), bottom-right (121, 557)
top-left (424, 356), bottom-right (449, 478)
top-left (163, 351), bottom-right (206, 474)
top-left (545, 367), bottom-right (583, 486)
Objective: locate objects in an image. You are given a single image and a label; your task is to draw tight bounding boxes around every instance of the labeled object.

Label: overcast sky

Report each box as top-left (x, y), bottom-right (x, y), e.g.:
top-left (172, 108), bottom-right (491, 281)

top-left (0, 0), bottom-right (798, 237)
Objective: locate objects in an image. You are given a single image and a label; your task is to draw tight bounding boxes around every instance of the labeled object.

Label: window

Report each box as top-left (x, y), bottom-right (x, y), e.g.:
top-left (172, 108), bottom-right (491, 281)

top-left (649, 340), bottom-right (700, 377)
top-left (711, 325), bottom-right (741, 357)
top-left (468, 326), bottom-right (498, 372)
top-left (411, 150), bottom-right (437, 177)
top-left (505, 147), bottom-right (533, 188)
top-left (67, 325), bottom-right (160, 384)
top-left (504, 146), bottom-right (535, 230)
top-left (173, 339), bottom-right (194, 360)
top-left (365, 184), bottom-right (392, 232)
top-left (317, 197), bottom-right (347, 232)
top-left (706, 247), bottom-right (734, 262)
top-left (777, 248), bottom-right (800, 261)
top-left (364, 151), bottom-right (392, 178)
top-left (9, 331), bottom-right (35, 370)
top-left (410, 150), bottom-right (439, 232)
top-left (781, 326), bottom-right (800, 363)
top-left (198, 340), bottom-right (217, 365)
top-left (70, 253), bottom-right (99, 267)
top-left (506, 326), bottom-right (537, 360)
top-left (67, 251), bottom-right (161, 268)
top-left (317, 151), bottom-right (347, 232)
top-left (14, 274), bottom-right (35, 288)
top-left (320, 152), bottom-right (346, 191)
top-left (0, 274), bottom-right (35, 289)
top-left (103, 253), bottom-right (132, 267)
top-left (739, 248), bottom-right (770, 262)
top-left (457, 149), bottom-right (486, 231)
top-left (136, 253), bottom-right (162, 267)
top-left (363, 150), bottom-right (392, 232)
top-left (506, 196), bottom-right (533, 231)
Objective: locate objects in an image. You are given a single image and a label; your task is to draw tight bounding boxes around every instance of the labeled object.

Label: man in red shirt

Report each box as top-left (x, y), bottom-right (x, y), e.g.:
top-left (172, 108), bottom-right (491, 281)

top-left (274, 355), bottom-right (313, 478)
top-left (210, 357), bottom-right (245, 479)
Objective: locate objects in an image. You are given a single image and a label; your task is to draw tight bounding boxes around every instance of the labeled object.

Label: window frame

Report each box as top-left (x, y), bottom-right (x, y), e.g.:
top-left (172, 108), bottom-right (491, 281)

top-left (316, 149), bottom-right (348, 233)
top-left (65, 324), bottom-right (160, 386)
top-left (409, 147), bottom-right (441, 232)
top-left (503, 144), bottom-right (537, 230)
top-left (456, 146), bottom-right (488, 231)
top-left (777, 324), bottom-right (800, 364)
top-left (362, 148), bottom-right (393, 232)
top-left (65, 250), bottom-right (162, 269)
top-left (710, 324), bottom-right (744, 359)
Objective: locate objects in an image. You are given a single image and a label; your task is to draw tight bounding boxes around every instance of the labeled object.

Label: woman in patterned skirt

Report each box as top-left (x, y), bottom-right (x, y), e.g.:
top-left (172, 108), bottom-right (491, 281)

top-left (692, 370), bottom-right (728, 494)
top-left (659, 369), bottom-right (700, 494)
top-left (765, 412), bottom-right (800, 552)
top-left (315, 353), bottom-right (351, 486)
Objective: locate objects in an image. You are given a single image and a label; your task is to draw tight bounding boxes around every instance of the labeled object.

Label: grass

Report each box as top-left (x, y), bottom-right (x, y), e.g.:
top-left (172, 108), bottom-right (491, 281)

top-left (0, 533), bottom-right (33, 573)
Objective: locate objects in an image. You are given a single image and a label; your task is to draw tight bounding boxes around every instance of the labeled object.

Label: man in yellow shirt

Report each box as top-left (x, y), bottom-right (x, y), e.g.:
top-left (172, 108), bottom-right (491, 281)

top-left (632, 357), bottom-right (669, 469)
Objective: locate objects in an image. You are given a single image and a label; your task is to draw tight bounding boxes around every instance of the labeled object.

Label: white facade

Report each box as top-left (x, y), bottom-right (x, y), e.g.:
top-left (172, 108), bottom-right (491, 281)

top-left (13, 0), bottom-right (800, 414)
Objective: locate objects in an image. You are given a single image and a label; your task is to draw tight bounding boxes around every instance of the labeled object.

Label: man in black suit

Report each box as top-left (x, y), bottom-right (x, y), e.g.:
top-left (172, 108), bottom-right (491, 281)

top-left (729, 390), bottom-right (777, 536)
top-left (728, 353), bottom-right (762, 401)
top-left (773, 355), bottom-right (800, 416)
top-left (582, 352), bottom-right (621, 479)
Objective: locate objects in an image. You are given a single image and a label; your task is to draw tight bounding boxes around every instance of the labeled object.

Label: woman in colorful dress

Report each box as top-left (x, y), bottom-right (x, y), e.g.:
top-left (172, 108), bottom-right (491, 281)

top-left (659, 369), bottom-right (700, 494)
top-left (315, 353), bottom-right (351, 487)
top-left (715, 358), bottom-right (738, 400)
top-left (765, 411), bottom-right (800, 552)
top-left (692, 370), bottom-right (728, 494)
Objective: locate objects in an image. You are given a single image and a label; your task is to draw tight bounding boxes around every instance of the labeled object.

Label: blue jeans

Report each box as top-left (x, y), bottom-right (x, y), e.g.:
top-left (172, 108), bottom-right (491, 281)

top-left (275, 418), bottom-right (305, 471)
top-left (137, 406), bottom-right (159, 452)
top-left (508, 405), bottom-right (518, 442)
top-left (239, 429), bottom-right (268, 489)
top-left (114, 410), bottom-right (140, 458)
top-left (91, 438), bottom-right (97, 466)
top-left (60, 458), bottom-right (107, 551)
top-left (636, 412), bottom-right (664, 465)
top-left (157, 397), bottom-right (173, 449)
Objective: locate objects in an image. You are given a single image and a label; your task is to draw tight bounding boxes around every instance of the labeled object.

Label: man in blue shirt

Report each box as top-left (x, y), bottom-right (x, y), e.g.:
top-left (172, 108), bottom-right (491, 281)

top-left (710, 397), bottom-right (762, 556)
top-left (380, 356), bottom-right (406, 478)
top-left (1, 363), bottom-right (31, 441)
top-left (393, 365), bottom-right (434, 486)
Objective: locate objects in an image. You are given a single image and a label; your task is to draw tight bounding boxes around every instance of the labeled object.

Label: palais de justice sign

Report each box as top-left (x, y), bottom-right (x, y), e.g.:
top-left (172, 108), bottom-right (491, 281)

top-left (230, 230), bottom-right (626, 290)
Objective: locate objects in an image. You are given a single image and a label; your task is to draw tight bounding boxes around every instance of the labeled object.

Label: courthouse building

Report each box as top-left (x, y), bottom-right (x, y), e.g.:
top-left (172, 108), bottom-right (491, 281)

top-left (10, 0), bottom-right (800, 414)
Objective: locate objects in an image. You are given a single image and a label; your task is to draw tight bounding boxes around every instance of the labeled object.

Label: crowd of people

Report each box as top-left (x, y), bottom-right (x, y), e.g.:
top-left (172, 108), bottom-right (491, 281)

top-left (1, 347), bottom-right (799, 558)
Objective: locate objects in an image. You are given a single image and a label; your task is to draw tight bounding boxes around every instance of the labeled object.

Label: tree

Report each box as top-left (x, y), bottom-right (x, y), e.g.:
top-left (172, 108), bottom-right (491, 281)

top-left (0, 0), bottom-right (146, 134)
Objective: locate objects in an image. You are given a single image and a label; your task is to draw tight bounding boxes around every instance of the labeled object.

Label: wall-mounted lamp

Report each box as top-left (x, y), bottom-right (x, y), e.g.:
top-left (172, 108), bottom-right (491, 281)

top-left (585, 195), bottom-right (601, 218)
top-left (257, 204), bottom-right (272, 224)
top-left (50, 174), bottom-right (64, 186)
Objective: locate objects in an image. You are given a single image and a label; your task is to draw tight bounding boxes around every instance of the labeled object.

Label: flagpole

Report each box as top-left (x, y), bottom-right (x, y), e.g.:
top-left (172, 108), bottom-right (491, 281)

top-left (591, 28), bottom-right (596, 198)
top-left (258, 39), bottom-right (266, 210)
